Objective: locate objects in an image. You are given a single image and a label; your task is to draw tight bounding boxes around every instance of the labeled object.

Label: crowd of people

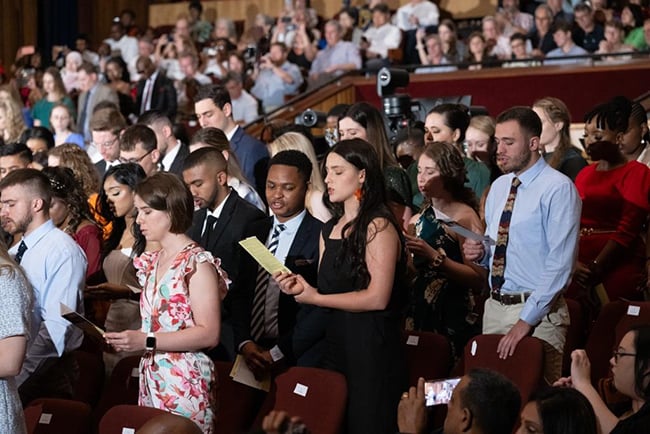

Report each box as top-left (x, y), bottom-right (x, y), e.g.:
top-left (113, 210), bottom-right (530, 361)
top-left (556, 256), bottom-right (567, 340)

top-left (0, 1), bottom-right (650, 434)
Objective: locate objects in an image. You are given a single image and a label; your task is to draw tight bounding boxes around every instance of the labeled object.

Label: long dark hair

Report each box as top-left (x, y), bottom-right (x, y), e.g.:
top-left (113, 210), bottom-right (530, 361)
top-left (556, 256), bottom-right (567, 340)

top-left (631, 325), bottom-right (650, 401)
top-left (420, 141), bottom-right (478, 212)
top-left (584, 96), bottom-right (631, 134)
top-left (42, 166), bottom-right (97, 235)
top-left (323, 139), bottom-right (400, 288)
top-left (97, 163), bottom-right (147, 257)
top-left (532, 387), bottom-right (598, 434)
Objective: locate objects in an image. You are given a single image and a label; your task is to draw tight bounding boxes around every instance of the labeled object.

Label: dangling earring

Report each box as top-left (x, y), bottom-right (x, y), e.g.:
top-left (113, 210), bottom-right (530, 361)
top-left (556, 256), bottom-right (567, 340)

top-left (354, 187), bottom-right (363, 202)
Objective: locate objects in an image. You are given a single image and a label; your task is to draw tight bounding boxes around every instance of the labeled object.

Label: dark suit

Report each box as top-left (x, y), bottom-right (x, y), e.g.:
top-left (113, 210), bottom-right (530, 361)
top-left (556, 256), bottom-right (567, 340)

top-left (164, 142), bottom-right (190, 177)
top-left (231, 212), bottom-right (327, 366)
top-left (135, 71), bottom-right (178, 120)
top-left (229, 126), bottom-right (269, 197)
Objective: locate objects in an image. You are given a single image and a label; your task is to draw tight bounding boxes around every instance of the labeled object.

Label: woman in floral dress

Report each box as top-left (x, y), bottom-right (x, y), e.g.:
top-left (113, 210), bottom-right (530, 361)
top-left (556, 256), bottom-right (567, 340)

top-left (105, 173), bottom-right (228, 433)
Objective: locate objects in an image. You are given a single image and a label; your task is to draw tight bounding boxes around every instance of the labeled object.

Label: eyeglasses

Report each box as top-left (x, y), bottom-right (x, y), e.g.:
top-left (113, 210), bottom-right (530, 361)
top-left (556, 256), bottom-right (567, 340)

top-left (612, 350), bottom-right (636, 363)
top-left (119, 149), bottom-right (154, 164)
top-left (91, 137), bottom-right (119, 149)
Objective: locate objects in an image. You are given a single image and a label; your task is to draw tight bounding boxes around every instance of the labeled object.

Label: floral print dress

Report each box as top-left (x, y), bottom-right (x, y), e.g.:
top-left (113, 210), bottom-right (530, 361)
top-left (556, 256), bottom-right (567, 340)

top-left (134, 243), bottom-right (228, 433)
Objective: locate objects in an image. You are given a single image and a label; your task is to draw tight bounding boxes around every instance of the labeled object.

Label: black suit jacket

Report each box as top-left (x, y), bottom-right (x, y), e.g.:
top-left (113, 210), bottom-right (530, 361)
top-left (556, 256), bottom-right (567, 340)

top-left (135, 72), bottom-right (178, 119)
top-left (165, 142), bottom-right (190, 177)
top-left (231, 212), bottom-right (326, 365)
top-left (95, 160), bottom-right (107, 178)
top-left (188, 191), bottom-right (266, 283)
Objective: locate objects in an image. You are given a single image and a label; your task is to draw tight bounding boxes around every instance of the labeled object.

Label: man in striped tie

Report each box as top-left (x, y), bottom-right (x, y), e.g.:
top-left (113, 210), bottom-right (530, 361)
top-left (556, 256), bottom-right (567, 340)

top-left (231, 150), bottom-right (326, 379)
top-left (463, 106), bottom-right (581, 384)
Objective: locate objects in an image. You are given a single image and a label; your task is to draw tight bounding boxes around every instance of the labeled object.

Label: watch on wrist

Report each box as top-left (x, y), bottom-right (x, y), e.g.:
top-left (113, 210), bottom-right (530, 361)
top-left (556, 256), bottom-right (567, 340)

top-left (431, 248), bottom-right (447, 268)
top-left (145, 332), bottom-right (156, 352)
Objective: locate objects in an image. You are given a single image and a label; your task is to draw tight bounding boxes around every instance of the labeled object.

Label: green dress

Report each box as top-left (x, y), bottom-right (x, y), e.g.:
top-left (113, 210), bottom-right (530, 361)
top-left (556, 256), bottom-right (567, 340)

top-left (405, 206), bottom-right (481, 359)
top-left (31, 96), bottom-right (76, 129)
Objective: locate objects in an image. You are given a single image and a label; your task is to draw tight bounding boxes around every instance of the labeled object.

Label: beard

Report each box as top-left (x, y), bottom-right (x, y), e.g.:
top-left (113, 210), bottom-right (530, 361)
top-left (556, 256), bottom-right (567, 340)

top-left (1, 213), bottom-right (31, 236)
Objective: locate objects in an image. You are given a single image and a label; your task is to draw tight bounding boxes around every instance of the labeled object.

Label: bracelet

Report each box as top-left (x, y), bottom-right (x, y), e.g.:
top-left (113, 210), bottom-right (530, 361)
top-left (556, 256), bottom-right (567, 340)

top-left (431, 248), bottom-right (447, 268)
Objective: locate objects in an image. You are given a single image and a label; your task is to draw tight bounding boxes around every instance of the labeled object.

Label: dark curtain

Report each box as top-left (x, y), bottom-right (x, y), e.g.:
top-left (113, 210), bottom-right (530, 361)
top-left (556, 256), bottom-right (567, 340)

top-left (37, 0), bottom-right (78, 67)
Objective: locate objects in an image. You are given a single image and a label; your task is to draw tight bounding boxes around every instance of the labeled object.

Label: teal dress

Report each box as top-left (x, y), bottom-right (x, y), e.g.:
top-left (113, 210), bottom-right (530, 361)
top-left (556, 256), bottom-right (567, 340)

top-left (405, 206), bottom-right (480, 358)
top-left (31, 96), bottom-right (76, 129)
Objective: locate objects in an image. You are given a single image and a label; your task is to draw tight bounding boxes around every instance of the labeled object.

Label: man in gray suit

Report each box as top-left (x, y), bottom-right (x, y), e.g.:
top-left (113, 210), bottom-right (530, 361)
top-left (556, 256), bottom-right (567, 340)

top-left (77, 62), bottom-right (119, 142)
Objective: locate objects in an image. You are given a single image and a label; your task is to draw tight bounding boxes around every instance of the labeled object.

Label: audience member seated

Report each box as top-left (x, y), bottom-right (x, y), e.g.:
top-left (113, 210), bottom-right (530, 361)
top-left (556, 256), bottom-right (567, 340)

top-left (415, 32), bottom-right (458, 74)
top-left (547, 0), bottom-right (573, 25)
top-left (518, 387), bottom-right (598, 434)
top-left (31, 67), bottom-right (75, 130)
top-left (361, 3), bottom-right (401, 70)
top-left (573, 3), bottom-right (605, 53)
top-left (61, 50), bottom-right (84, 94)
top-left (20, 126), bottom-right (54, 156)
top-left (226, 52), bottom-right (255, 91)
top-left (621, 5), bottom-right (647, 50)
top-left (482, 16), bottom-right (512, 60)
top-left (308, 20), bottom-right (361, 89)
top-left (397, 370), bottom-right (521, 434)
top-left (215, 17), bottom-right (239, 47)
top-left (223, 72), bottom-right (259, 125)
top-left (339, 7), bottom-right (363, 47)
top-left (155, 34), bottom-right (184, 82)
top-left (251, 42), bottom-right (304, 113)
top-left (403, 141), bottom-right (483, 360)
top-left (189, 127), bottom-right (266, 211)
top-left (188, 0), bottom-right (213, 45)
top-left (532, 96), bottom-right (587, 181)
top-left (77, 62), bottom-right (119, 143)
top-left (134, 56), bottom-right (177, 121)
top-left (105, 57), bottom-right (137, 122)
top-left (104, 21), bottom-right (139, 68)
top-left (50, 103), bottom-right (85, 148)
top-left (504, 32), bottom-right (541, 68)
top-left (499, 0), bottom-right (534, 35)
top-left (437, 19), bottom-right (466, 64)
top-left (0, 169), bottom-right (87, 405)
top-left (620, 101), bottom-right (650, 167)
top-left (179, 50), bottom-right (212, 87)
top-left (545, 21), bottom-right (589, 66)
top-left (0, 100), bottom-right (27, 144)
top-left (463, 32), bottom-right (499, 70)
top-left (596, 21), bottom-right (635, 62)
top-left (42, 166), bottom-right (102, 278)
top-left (0, 238), bottom-right (33, 434)
top-left (0, 84), bottom-right (33, 130)
top-left (90, 107), bottom-right (127, 176)
top-left (193, 84), bottom-right (268, 194)
top-left (555, 325), bottom-right (650, 434)
top-left (0, 143), bottom-right (32, 181)
top-left (465, 115), bottom-right (502, 185)
top-left (119, 124), bottom-right (161, 177)
top-left (128, 36), bottom-right (155, 83)
top-left (567, 97), bottom-right (650, 311)
top-left (287, 25), bottom-right (317, 72)
top-left (529, 4), bottom-right (558, 57)
top-left (393, 0), bottom-right (439, 65)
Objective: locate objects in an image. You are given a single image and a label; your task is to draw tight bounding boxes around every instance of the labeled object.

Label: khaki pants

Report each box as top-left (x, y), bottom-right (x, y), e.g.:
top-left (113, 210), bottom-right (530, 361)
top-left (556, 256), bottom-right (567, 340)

top-left (483, 296), bottom-right (570, 384)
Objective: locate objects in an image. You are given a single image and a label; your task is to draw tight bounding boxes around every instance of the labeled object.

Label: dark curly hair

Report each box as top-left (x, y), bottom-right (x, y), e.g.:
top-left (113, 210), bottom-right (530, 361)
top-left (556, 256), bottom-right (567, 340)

top-left (584, 96), bottom-right (632, 133)
top-left (41, 166), bottom-right (97, 235)
top-left (419, 141), bottom-right (478, 211)
top-left (323, 138), bottom-right (401, 288)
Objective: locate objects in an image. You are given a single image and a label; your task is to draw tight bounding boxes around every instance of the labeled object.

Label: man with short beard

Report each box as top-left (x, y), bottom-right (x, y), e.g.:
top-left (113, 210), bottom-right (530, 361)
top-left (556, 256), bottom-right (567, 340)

top-left (463, 107), bottom-right (580, 385)
top-left (0, 169), bottom-right (87, 404)
top-left (251, 42), bottom-right (304, 113)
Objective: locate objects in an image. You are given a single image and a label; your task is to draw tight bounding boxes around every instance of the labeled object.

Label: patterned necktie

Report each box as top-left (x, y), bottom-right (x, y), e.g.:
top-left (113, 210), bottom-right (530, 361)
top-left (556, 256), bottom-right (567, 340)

top-left (250, 224), bottom-right (286, 341)
top-left (14, 240), bottom-right (28, 264)
top-left (490, 177), bottom-right (521, 296)
top-left (201, 215), bottom-right (218, 247)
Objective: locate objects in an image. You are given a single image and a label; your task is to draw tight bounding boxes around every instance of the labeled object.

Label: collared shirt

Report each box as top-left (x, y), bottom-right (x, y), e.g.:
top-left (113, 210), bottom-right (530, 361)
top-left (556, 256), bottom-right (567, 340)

top-left (251, 61), bottom-right (303, 112)
top-left (228, 176), bottom-right (266, 212)
top-left (394, 1), bottom-right (439, 31)
top-left (161, 139), bottom-right (182, 172)
top-left (201, 190), bottom-right (231, 236)
top-left (140, 70), bottom-right (159, 113)
top-left (104, 34), bottom-right (139, 66)
top-left (231, 90), bottom-right (260, 124)
top-left (545, 44), bottom-right (590, 65)
top-left (310, 41), bottom-right (362, 77)
top-left (363, 23), bottom-right (403, 58)
top-left (9, 220), bottom-right (87, 383)
top-left (482, 157), bottom-right (581, 325)
top-left (264, 210), bottom-right (307, 339)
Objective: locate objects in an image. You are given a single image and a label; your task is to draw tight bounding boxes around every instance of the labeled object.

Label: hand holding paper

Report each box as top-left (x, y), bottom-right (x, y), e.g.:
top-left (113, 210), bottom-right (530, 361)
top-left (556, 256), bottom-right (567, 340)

top-left (239, 237), bottom-right (291, 274)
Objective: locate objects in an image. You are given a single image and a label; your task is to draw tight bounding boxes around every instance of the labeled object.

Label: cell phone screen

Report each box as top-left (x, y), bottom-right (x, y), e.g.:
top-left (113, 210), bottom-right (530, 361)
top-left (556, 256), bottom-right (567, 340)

top-left (425, 377), bottom-right (461, 406)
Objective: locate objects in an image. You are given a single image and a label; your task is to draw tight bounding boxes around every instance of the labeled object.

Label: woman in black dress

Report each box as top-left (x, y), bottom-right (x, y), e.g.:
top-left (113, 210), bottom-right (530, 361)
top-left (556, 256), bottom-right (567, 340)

top-left (275, 139), bottom-right (406, 434)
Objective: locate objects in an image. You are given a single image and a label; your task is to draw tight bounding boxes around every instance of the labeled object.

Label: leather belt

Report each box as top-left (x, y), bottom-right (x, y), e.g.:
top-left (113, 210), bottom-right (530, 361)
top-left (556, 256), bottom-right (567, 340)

top-left (490, 291), bottom-right (531, 305)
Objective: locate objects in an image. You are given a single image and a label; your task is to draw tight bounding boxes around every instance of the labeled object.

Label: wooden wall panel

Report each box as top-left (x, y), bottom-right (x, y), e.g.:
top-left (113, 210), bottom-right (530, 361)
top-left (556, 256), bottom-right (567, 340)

top-left (0, 0), bottom-right (37, 74)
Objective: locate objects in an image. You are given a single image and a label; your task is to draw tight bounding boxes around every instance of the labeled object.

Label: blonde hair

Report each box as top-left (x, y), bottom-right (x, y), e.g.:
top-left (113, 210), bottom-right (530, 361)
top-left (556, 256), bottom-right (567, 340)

top-left (268, 132), bottom-right (325, 193)
top-left (48, 144), bottom-right (100, 197)
top-left (0, 99), bottom-right (27, 143)
top-left (468, 115), bottom-right (495, 138)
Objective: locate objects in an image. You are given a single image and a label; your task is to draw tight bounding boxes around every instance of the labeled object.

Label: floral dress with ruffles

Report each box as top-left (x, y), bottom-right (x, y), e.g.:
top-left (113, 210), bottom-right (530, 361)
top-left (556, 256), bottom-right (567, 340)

top-left (134, 243), bottom-right (228, 433)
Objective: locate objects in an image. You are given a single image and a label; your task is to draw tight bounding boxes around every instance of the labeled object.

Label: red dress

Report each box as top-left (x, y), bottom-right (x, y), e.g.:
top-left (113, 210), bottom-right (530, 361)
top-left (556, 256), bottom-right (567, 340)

top-left (567, 161), bottom-right (650, 301)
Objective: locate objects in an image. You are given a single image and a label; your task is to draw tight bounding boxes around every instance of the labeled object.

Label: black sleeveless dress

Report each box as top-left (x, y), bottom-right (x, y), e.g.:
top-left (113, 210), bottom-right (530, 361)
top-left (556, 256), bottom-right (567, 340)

top-left (317, 219), bottom-right (406, 434)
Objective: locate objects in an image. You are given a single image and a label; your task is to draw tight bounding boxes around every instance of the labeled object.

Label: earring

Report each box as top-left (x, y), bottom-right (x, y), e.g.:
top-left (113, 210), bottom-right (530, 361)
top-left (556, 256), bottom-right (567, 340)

top-left (354, 188), bottom-right (363, 202)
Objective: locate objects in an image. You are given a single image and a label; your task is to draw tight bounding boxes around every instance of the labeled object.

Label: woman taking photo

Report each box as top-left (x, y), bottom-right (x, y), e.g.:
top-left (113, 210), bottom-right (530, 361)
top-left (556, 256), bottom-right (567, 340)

top-left (567, 97), bottom-right (650, 310)
top-left (0, 240), bottom-right (32, 434)
top-left (276, 139), bottom-right (406, 434)
top-left (338, 102), bottom-right (413, 229)
top-left (403, 142), bottom-right (483, 359)
top-left (105, 173), bottom-right (226, 433)
top-left (555, 325), bottom-right (650, 434)
top-left (532, 97), bottom-right (587, 181)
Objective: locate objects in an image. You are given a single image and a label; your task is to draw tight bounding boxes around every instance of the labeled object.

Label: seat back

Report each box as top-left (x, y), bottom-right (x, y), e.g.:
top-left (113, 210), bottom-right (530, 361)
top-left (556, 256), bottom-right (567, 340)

top-left (72, 350), bottom-right (105, 406)
top-left (252, 367), bottom-right (347, 434)
top-left (98, 405), bottom-right (168, 434)
top-left (93, 355), bottom-right (141, 423)
top-left (463, 334), bottom-right (544, 404)
top-left (213, 361), bottom-right (265, 433)
top-left (24, 398), bottom-right (91, 434)
top-left (402, 330), bottom-right (452, 386)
